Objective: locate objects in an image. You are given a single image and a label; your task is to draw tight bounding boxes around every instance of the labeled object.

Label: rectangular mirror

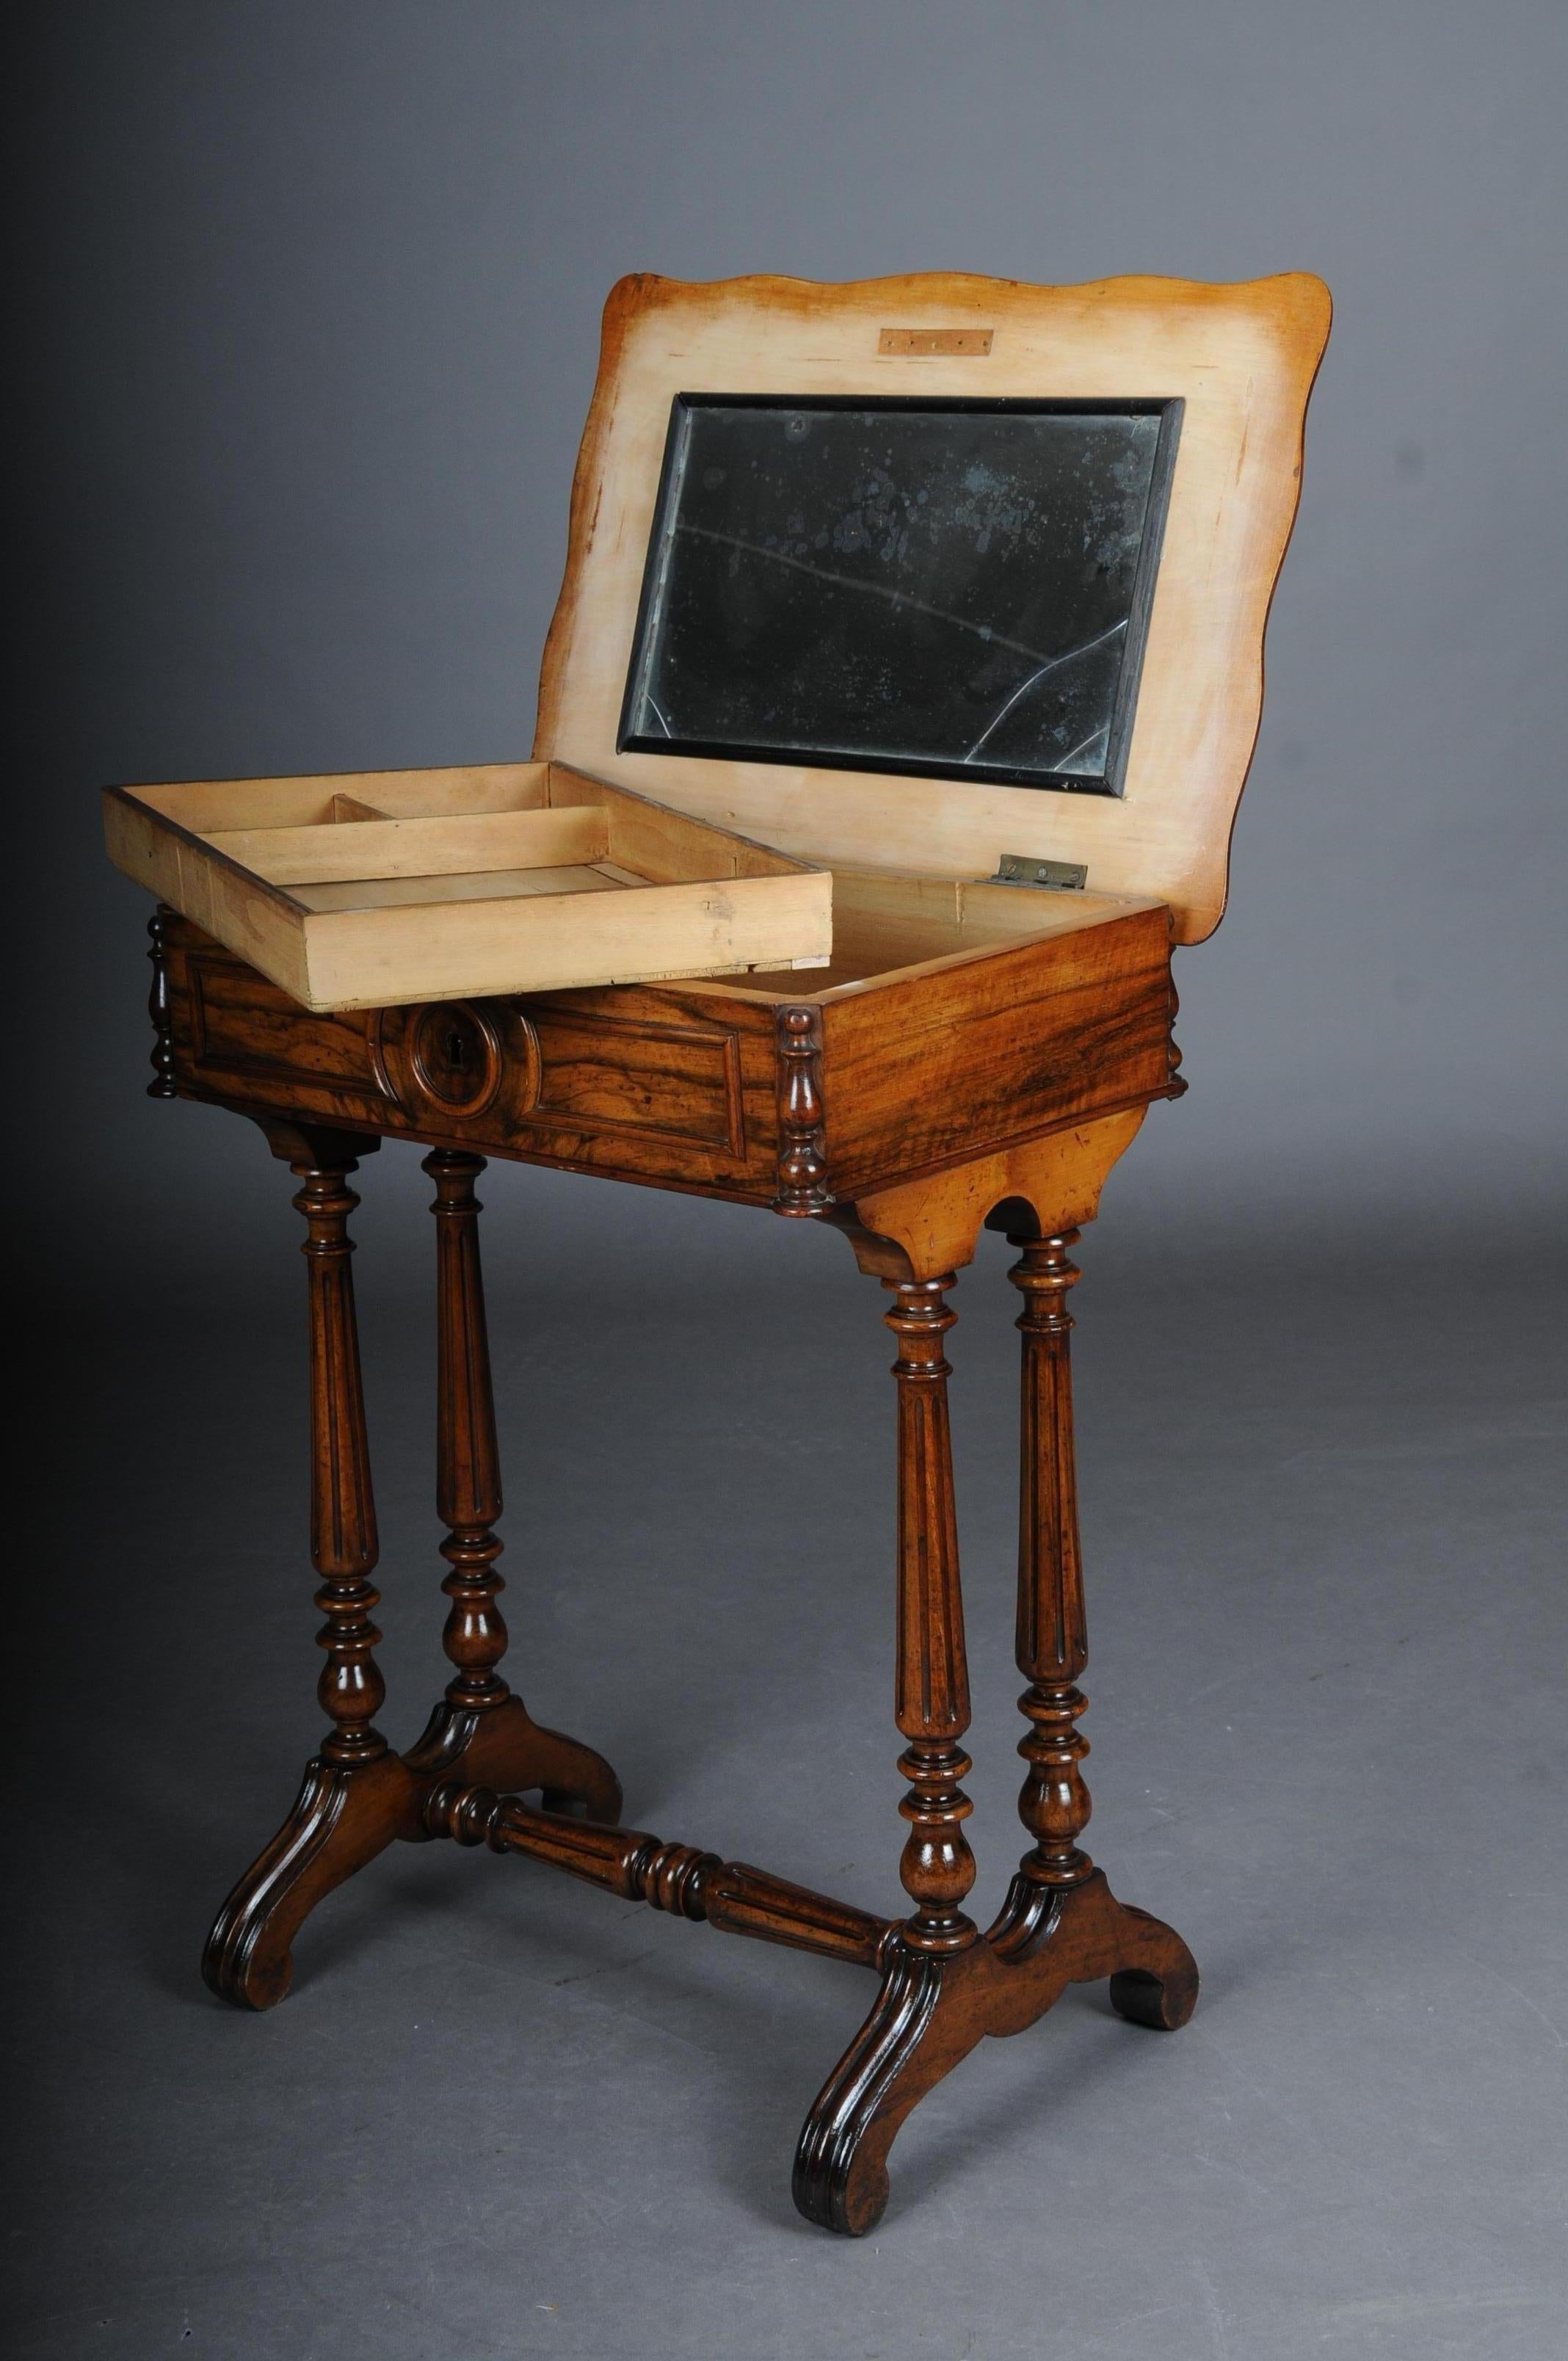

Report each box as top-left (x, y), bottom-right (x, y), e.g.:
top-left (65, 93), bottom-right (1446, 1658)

top-left (620, 395), bottom-right (1181, 797)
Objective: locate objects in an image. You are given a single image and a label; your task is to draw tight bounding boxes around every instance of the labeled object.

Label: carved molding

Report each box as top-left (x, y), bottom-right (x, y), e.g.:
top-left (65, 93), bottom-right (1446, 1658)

top-left (523, 1007), bottom-right (744, 1154)
top-left (369, 1001), bottom-right (513, 1120)
top-left (1166, 970), bottom-right (1188, 1096)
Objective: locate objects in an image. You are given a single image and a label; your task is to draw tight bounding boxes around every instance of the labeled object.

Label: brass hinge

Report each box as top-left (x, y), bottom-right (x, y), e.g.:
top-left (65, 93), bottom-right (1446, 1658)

top-left (989, 853), bottom-right (1088, 891)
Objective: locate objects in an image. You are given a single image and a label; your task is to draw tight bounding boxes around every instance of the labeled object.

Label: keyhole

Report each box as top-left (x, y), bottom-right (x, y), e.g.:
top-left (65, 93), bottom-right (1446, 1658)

top-left (410, 1001), bottom-right (491, 1111)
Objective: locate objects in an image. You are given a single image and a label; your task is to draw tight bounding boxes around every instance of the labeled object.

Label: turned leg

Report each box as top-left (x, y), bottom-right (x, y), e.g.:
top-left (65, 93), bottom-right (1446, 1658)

top-left (990, 1230), bottom-right (1197, 2028)
top-left (1008, 1230), bottom-right (1093, 1898)
top-left (203, 1127), bottom-right (421, 2010)
top-left (402, 1150), bottom-right (621, 1821)
top-left (885, 1276), bottom-right (978, 1957)
top-left (795, 1272), bottom-right (981, 2234)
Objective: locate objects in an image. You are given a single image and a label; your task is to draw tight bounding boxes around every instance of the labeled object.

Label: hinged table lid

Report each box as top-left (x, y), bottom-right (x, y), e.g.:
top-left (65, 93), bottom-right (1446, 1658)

top-left (533, 271), bottom-right (1329, 943)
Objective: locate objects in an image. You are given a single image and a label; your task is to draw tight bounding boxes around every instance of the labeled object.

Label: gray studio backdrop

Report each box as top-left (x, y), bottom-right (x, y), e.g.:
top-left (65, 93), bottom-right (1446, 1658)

top-left (11, 9), bottom-right (1567, 2361)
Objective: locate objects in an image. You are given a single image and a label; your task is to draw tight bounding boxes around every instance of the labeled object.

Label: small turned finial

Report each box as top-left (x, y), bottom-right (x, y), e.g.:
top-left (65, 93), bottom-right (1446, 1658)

top-left (774, 1004), bottom-right (832, 1215)
top-left (146, 913), bottom-right (177, 1098)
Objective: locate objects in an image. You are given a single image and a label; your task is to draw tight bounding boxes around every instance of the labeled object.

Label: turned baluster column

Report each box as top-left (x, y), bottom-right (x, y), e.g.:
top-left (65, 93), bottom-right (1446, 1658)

top-left (424, 1149), bottom-right (512, 1715)
top-left (297, 1152), bottom-right (387, 1767)
top-left (145, 912), bottom-right (177, 1098)
top-left (403, 1144), bottom-right (623, 1820)
top-left (885, 1276), bottom-right (977, 1954)
top-left (202, 1125), bottom-right (428, 2009)
top-left (1007, 1230), bottom-right (1092, 1887)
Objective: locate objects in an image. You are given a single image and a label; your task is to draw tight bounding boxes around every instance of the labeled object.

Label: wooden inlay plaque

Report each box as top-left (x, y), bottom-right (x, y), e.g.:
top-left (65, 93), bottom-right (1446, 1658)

top-left (878, 327), bottom-right (995, 355)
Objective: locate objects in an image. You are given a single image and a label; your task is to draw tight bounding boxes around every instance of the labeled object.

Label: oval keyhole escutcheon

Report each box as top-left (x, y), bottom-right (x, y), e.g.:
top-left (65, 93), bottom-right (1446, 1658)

top-left (409, 1001), bottom-right (503, 1114)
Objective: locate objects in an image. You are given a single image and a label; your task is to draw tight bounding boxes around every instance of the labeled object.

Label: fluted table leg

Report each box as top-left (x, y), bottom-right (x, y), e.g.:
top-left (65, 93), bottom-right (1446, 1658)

top-left (203, 1125), bottom-right (420, 2009)
top-left (403, 1150), bottom-right (622, 1818)
top-left (794, 1271), bottom-right (982, 2234)
top-left (988, 1228), bottom-right (1199, 2025)
top-left (1009, 1231), bottom-right (1092, 1895)
top-left (885, 1276), bottom-right (977, 1956)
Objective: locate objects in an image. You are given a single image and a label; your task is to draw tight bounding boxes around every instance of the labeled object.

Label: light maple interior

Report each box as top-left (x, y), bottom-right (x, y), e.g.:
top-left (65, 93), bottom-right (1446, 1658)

top-left (121, 761), bottom-right (1155, 998)
top-left (678, 869), bottom-right (1158, 999)
top-left (132, 762), bottom-right (786, 915)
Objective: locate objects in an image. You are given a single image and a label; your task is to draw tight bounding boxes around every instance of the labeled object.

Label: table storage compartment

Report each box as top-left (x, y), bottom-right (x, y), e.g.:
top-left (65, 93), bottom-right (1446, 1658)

top-left (105, 760), bottom-right (830, 1011)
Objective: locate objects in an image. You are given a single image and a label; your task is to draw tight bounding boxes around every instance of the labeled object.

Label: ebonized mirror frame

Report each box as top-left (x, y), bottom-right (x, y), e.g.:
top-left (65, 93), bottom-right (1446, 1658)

top-left (617, 394), bottom-right (1183, 799)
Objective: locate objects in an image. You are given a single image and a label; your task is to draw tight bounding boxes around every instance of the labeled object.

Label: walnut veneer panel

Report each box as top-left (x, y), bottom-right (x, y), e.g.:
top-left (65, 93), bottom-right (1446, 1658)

top-left (163, 920), bottom-right (781, 1201)
top-left (161, 904), bottom-right (1180, 1210)
top-left (817, 903), bottom-right (1177, 1197)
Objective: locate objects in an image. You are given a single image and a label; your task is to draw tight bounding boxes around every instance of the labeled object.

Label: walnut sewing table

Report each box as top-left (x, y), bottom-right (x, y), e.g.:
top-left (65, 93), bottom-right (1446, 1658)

top-left (120, 271), bottom-right (1329, 2234)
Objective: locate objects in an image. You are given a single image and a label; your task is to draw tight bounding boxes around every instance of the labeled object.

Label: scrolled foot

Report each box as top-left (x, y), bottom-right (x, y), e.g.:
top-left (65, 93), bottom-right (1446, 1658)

top-left (793, 1873), bottom-right (1199, 2232)
top-left (1096, 1887), bottom-right (1199, 2029)
top-left (794, 1937), bottom-right (984, 2235)
top-left (1109, 1956), bottom-right (1198, 2030)
top-left (201, 1749), bottom-right (421, 2011)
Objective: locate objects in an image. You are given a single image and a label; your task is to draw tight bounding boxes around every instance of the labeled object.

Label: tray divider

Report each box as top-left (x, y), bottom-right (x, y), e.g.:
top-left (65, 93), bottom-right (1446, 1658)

top-left (200, 805), bottom-right (614, 888)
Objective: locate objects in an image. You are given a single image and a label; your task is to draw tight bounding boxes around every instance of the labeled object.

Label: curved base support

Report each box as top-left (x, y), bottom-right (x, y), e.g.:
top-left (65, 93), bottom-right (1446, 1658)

top-left (402, 1694), bottom-right (623, 1826)
top-left (794, 1936), bottom-right (958, 2236)
top-left (203, 1699), bottom-right (623, 2010)
top-left (794, 1869), bottom-right (1197, 2234)
top-left (201, 1749), bottom-right (422, 2012)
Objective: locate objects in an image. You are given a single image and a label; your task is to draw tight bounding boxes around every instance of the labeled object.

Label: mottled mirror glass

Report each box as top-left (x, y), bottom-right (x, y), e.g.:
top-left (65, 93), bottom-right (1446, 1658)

top-left (620, 396), bottom-right (1180, 797)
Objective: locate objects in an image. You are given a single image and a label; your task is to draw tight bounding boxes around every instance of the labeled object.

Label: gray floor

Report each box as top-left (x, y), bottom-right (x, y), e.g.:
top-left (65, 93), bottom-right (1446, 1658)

top-left (10, 1159), bottom-right (1566, 2360)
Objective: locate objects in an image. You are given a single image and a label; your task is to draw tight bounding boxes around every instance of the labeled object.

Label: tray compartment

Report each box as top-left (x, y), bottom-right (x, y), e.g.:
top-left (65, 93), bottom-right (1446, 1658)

top-left (105, 761), bottom-right (830, 1012)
